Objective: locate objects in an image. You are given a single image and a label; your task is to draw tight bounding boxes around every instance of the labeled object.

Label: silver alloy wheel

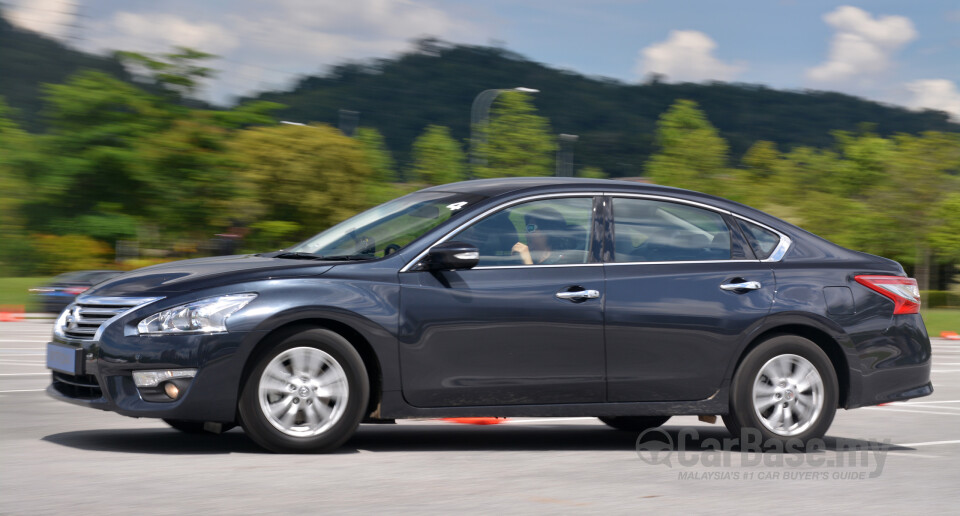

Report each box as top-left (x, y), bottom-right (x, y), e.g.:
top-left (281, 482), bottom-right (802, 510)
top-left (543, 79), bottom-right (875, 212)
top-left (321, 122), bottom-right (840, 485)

top-left (752, 353), bottom-right (824, 437)
top-left (257, 346), bottom-right (349, 437)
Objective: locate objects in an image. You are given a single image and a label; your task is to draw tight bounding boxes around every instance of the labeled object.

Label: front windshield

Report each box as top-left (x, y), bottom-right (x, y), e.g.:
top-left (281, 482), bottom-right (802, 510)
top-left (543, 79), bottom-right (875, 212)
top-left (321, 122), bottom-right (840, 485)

top-left (285, 191), bottom-right (486, 259)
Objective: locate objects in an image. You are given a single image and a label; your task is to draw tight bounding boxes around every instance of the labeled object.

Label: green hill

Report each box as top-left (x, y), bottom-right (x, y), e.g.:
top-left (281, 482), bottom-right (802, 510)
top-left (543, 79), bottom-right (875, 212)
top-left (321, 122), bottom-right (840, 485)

top-left (0, 14), bottom-right (131, 131)
top-left (2, 18), bottom-right (957, 177)
top-left (246, 40), bottom-right (959, 177)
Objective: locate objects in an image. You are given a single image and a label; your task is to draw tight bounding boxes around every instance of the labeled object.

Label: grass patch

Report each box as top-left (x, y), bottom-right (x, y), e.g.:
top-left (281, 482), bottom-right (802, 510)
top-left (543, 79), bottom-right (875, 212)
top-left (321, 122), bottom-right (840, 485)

top-left (0, 277), bottom-right (50, 312)
top-left (922, 308), bottom-right (960, 337)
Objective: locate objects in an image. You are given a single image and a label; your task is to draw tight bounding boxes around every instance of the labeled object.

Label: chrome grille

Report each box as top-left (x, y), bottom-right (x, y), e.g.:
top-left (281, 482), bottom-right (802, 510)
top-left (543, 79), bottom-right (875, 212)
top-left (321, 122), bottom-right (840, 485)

top-left (58, 296), bottom-right (162, 341)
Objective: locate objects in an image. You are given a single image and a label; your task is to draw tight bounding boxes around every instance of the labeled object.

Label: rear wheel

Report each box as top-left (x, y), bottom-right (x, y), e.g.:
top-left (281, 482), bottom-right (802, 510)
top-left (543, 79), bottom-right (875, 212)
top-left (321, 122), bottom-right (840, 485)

top-left (239, 328), bottom-right (368, 453)
top-left (724, 335), bottom-right (838, 448)
top-left (599, 416), bottom-right (670, 432)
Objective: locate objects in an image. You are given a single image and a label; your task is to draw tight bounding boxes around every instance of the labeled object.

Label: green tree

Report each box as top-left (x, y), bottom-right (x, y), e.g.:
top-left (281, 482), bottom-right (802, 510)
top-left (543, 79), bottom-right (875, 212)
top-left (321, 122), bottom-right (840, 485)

top-left (645, 99), bottom-right (729, 192)
top-left (578, 166), bottom-right (607, 179)
top-left (355, 127), bottom-right (404, 204)
top-left (0, 98), bottom-right (39, 274)
top-left (930, 193), bottom-right (960, 261)
top-left (411, 125), bottom-right (467, 185)
top-left (356, 127), bottom-right (397, 183)
top-left (867, 132), bottom-right (960, 289)
top-left (228, 123), bottom-right (374, 242)
top-left (115, 46), bottom-right (216, 99)
top-left (475, 92), bottom-right (554, 178)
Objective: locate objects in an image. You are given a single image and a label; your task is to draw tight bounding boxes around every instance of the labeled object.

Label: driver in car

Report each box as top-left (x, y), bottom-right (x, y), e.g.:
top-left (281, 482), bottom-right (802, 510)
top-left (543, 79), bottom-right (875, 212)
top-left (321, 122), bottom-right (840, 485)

top-left (511, 207), bottom-right (570, 265)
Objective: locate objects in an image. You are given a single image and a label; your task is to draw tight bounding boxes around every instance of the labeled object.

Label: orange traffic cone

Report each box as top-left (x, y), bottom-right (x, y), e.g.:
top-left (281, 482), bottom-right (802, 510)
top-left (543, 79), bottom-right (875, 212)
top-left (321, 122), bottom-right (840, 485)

top-left (440, 417), bottom-right (507, 425)
top-left (941, 331), bottom-right (960, 340)
top-left (0, 305), bottom-right (24, 322)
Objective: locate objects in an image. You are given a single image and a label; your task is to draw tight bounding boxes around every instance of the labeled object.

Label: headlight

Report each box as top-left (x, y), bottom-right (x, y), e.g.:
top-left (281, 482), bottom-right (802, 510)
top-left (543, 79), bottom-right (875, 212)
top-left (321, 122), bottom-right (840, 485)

top-left (137, 294), bottom-right (256, 335)
top-left (53, 305), bottom-right (73, 339)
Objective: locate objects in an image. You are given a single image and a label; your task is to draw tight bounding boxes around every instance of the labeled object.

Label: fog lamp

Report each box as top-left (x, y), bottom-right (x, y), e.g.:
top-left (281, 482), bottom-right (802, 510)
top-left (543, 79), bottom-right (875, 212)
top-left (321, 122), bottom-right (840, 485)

top-left (164, 382), bottom-right (180, 400)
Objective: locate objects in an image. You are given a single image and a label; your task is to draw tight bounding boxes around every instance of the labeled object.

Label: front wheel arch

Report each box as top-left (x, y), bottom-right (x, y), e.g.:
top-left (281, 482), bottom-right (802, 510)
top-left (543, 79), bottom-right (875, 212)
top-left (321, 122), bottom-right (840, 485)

top-left (238, 319), bottom-right (383, 421)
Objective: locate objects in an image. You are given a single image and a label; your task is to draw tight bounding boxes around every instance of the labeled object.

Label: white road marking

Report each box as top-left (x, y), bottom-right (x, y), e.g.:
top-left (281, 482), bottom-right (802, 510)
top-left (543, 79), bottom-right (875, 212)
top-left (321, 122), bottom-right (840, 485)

top-left (864, 406), bottom-right (960, 417)
top-left (0, 389), bottom-right (45, 393)
top-left (894, 439), bottom-right (960, 448)
top-left (931, 370), bottom-right (960, 373)
top-left (0, 373), bottom-right (48, 376)
top-left (890, 399), bottom-right (960, 405)
top-left (884, 452), bottom-right (941, 459)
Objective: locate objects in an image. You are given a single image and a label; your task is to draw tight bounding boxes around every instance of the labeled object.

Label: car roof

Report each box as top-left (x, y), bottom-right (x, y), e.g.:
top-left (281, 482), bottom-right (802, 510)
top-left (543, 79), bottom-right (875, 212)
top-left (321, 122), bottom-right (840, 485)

top-left (422, 177), bottom-right (693, 199)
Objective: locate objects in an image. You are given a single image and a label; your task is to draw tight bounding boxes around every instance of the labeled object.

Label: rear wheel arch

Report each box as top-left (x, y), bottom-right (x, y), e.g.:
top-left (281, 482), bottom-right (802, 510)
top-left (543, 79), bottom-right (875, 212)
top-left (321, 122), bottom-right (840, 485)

top-left (734, 324), bottom-right (850, 409)
top-left (239, 319), bottom-right (383, 420)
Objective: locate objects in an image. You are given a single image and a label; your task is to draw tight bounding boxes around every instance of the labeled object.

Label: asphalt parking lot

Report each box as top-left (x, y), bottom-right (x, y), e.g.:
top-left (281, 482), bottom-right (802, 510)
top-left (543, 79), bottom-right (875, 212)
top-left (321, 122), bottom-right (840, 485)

top-left (2, 319), bottom-right (959, 514)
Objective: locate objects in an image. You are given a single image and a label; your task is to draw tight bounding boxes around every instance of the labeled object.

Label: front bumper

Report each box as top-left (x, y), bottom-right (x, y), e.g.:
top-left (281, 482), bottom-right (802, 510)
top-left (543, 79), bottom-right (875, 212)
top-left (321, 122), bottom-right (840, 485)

top-left (47, 329), bottom-right (261, 423)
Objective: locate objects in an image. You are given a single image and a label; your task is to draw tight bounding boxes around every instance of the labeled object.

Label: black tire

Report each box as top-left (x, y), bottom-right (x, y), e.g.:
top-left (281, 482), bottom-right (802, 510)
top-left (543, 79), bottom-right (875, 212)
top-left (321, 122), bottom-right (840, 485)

top-left (723, 334), bottom-right (838, 449)
top-left (239, 328), bottom-right (369, 453)
top-left (599, 416), bottom-right (671, 432)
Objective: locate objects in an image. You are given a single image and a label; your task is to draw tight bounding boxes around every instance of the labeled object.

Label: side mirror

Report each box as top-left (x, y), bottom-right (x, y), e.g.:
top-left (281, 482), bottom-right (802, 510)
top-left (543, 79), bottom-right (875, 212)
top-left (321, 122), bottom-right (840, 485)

top-left (420, 241), bottom-right (480, 271)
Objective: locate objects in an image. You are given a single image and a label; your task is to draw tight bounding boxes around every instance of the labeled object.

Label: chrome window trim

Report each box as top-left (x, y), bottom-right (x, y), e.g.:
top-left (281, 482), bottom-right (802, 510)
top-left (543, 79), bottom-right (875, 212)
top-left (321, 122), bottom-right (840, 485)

top-left (400, 192), bottom-right (604, 273)
top-left (400, 190), bottom-right (794, 272)
top-left (730, 213), bottom-right (792, 262)
top-left (471, 263), bottom-right (604, 270)
top-left (605, 259), bottom-right (760, 266)
top-left (602, 192), bottom-right (733, 215)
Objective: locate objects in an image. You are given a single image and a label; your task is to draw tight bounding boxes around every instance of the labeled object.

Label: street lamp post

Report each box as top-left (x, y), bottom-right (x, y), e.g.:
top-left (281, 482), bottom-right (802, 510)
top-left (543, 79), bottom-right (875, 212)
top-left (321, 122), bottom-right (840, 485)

top-left (556, 133), bottom-right (579, 177)
top-left (469, 87), bottom-right (539, 177)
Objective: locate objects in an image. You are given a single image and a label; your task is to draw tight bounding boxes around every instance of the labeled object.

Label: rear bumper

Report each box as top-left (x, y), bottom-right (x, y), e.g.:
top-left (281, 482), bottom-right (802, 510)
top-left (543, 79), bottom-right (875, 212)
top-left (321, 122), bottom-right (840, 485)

top-left (846, 364), bottom-right (933, 408)
top-left (845, 313), bottom-right (933, 408)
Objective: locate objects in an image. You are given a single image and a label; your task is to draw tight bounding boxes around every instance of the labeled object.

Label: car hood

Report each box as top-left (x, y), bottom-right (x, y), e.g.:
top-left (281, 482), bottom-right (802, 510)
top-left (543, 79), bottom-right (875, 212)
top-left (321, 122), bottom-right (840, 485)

top-left (82, 255), bottom-right (335, 297)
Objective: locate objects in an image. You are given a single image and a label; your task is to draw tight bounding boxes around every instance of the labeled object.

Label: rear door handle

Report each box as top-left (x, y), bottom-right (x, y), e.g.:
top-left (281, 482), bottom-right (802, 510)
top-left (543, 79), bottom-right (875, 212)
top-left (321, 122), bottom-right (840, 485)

top-left (720, 281), bottom-right (762, 291)
top-left (555, 289), bottom-right (600, 300)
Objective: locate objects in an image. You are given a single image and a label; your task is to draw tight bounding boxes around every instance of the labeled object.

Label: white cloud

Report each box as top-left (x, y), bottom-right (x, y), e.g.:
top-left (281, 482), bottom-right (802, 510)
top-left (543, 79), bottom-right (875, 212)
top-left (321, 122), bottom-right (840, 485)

top-left (637, 30), bottom-right (745, 83)
top-left (86, 13), bottom-right (240, 55)
top-left (807, 6), bottom-right (916, 85)
top-left (5, 0), bottom-right (76, 40)
top-left (73, 0), bottom-right (483, 103)
top-left (904, 79), bottom-right (960, 121)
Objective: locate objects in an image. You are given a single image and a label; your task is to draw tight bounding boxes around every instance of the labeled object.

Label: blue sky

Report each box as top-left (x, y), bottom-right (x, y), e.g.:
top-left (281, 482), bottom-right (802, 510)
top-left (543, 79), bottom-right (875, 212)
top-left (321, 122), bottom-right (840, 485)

top-left (5, 0), bottom-right (959, 118)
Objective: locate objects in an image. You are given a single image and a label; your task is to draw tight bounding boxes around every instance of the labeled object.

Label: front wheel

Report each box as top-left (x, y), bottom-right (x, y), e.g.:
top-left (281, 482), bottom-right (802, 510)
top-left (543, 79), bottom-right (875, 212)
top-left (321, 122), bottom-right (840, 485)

top-left (599, 416), bottom-right (670, 432)
top-left (724, 335), bottom-right (838, 448)
top-left (239, 328), bottom-right (369, 453)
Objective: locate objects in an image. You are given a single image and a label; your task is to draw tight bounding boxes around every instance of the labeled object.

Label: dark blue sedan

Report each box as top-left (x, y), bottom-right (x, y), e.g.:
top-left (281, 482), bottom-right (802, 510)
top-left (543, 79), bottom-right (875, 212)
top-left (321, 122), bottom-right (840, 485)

top-left (46, 178), bottom-right (932, 452)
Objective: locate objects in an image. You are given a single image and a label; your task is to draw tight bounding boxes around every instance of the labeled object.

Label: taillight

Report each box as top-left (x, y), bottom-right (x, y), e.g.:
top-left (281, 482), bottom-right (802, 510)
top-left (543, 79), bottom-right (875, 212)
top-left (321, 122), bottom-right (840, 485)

top-left (63, 287), bottom-right (89, 296)
top-left (854, 275), bottom-right (921, 314)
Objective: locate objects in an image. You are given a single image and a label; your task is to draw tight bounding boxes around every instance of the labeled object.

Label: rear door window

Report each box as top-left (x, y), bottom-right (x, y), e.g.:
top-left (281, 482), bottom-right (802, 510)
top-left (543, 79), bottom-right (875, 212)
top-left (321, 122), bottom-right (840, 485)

top-left (611, 198), bottom-right (732, 262)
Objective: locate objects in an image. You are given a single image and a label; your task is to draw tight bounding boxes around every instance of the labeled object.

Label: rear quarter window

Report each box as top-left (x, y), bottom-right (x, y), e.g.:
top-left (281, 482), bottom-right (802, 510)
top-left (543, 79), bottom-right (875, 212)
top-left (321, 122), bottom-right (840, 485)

top-left (737, 219), bottom-right (781, 260)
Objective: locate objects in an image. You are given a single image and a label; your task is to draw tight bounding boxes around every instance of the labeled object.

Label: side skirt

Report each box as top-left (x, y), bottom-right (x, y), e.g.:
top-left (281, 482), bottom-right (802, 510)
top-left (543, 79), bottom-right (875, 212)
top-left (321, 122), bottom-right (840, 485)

top-left (377, 388), bottom-right (729, 419)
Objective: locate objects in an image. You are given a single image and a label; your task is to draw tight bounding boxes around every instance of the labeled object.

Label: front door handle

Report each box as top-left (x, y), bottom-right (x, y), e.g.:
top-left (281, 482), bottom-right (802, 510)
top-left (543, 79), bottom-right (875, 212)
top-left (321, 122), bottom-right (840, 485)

top-left (720, 281), bottom-right (762, 291)
top-left (555, 289), bottom-right (601, 301)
